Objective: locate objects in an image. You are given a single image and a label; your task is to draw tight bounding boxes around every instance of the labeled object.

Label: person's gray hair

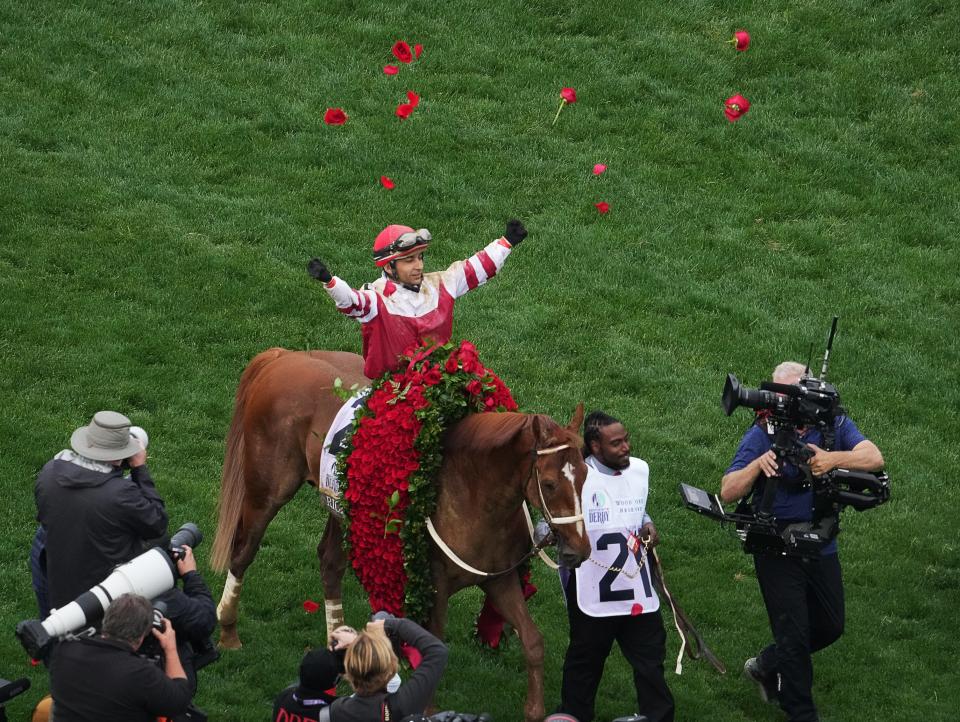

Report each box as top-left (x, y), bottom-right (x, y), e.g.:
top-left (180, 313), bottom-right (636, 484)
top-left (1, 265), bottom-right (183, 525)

top-left (102, 594), bottom-right (154, 646)
top-left (772, 361), bottom-right (807, 383)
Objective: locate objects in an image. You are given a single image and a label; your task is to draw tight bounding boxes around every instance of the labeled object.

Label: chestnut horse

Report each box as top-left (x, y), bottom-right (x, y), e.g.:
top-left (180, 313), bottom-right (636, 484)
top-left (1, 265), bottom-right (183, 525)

top-left (210, 348), bottom-right (591, 721)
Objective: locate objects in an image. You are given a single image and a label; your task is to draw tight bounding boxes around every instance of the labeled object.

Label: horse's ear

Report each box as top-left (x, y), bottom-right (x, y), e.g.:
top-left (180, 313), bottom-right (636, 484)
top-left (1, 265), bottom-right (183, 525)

top-left (567, 403), bottom-right (585, 434)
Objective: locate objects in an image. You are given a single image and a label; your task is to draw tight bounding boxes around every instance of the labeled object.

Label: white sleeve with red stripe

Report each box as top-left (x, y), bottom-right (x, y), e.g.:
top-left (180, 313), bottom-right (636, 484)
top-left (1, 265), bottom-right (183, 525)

top-left (441, 237), bottom-right (513, 299)
top-left (324, 277), bottom-right (379, 323)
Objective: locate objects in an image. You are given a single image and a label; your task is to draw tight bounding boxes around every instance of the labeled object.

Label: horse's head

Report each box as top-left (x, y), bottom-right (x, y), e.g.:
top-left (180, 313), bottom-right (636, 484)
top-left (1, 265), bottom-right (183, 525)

top-left (526, 405), bottom-right (591, 568)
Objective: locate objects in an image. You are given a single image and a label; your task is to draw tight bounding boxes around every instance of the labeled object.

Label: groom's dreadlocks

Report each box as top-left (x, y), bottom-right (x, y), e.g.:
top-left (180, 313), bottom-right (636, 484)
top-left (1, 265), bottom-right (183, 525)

top-left (582, 410), bottom-right (622, 458)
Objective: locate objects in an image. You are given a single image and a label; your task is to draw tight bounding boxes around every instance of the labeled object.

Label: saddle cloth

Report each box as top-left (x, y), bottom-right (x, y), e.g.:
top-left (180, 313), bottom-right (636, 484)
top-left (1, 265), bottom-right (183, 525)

top-left (319, 389), bottom-right (370, 518)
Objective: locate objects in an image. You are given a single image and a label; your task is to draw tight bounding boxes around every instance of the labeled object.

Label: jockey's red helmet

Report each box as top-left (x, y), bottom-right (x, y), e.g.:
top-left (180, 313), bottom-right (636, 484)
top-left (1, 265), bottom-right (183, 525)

top-left (373, 224), bottom-right (432, 267)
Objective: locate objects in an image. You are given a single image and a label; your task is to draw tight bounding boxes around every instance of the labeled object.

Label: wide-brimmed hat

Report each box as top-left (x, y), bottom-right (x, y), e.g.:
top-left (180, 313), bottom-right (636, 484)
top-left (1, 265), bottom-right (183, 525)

top-left (70, 411), bottom-right (142, 462)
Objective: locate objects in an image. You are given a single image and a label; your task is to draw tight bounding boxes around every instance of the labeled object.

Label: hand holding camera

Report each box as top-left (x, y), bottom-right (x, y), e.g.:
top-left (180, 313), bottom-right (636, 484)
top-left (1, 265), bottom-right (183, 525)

top-left (175, 545), bottom-right (197, 576)
top-left (151, 614), bottom-right (177, 652)
top-left (329, 625), bottom-right (358, 652)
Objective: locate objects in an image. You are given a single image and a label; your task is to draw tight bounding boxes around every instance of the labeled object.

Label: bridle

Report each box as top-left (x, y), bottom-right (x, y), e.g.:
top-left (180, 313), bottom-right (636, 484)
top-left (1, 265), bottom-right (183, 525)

top-left (425, 441), bottom-right (585, 578)
top-left (531, 443), bottom-right (585, 527)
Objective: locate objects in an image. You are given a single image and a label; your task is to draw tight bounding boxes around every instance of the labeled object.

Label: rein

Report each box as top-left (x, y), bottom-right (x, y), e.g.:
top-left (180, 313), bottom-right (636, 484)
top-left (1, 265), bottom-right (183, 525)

top-left (425, 442), bottom-right (583, 578)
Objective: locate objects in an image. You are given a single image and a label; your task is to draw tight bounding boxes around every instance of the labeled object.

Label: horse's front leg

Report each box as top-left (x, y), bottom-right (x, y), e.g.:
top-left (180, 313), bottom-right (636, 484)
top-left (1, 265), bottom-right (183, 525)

top-left (318, 515), bottom-right (347, 637)
top-left (482, 573), bottom-right (545, 722)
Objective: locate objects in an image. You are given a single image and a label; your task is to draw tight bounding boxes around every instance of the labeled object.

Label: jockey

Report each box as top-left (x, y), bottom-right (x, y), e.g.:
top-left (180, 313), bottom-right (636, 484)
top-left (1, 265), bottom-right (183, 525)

top-left (307, 220), bottom-right (527, 379)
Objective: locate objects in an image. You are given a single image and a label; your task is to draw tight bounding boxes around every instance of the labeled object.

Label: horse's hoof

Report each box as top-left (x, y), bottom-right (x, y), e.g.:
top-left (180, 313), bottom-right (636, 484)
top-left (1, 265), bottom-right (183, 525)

top-left (218, 627), bottom-right (243, 650)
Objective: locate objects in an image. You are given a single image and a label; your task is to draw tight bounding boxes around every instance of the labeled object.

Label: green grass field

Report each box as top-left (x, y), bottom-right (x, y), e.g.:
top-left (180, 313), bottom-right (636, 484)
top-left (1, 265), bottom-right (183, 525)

top-left (2, 0), bottom-right (958, 720)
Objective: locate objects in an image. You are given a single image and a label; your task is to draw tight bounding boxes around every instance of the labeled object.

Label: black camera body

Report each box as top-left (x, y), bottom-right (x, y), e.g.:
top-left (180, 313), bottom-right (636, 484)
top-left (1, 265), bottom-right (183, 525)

top-left (682, 318), bottom-right (890, 559)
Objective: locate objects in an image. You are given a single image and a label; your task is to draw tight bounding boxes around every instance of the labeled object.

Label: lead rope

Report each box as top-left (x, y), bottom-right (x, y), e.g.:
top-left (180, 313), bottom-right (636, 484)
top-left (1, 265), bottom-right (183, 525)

top-left (651, 547), bottom-right (687, 675)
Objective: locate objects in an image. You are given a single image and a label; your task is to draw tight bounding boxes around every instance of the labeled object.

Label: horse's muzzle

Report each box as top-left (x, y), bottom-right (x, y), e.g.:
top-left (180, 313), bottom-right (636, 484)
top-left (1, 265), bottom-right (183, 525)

top-left (557, 539), bottom-right (588, 569)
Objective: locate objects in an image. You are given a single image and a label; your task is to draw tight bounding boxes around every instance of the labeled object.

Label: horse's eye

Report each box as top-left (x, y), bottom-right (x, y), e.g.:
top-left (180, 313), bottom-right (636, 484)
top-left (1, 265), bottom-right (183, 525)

top-left (542, 478), bottom-right (558, 493)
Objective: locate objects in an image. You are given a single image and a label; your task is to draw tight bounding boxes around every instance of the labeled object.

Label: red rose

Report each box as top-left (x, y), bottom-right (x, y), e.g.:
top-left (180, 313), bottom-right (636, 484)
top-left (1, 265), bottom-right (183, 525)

top-left (483, 396), bottom-right (498, 410)
top-left (323, 108), bottom-right (347, 125)
top-left (466, 380), bottom-right (483, 396)
top-left (733, 30), bottom-right (751, 52)
top-left (595, 201), bottom-right (610, 214)
top-left (383, 64), bottom-right (400, 75)
top-left (396, 103), bottom-right (414, 119)
top-left (444, 355), bottom-right (459, 374)
top-left (380, 175), bottom-right (395, 189)
top-left (724, 94), bottom-right (750, 122)
top-left (593, 163), bottom-right (607, 176)
top-left (303, 599), bottom-right (320, 613)
top-left (560, 87), bottom-right (577, 104)
top-left (392, 41), bottom-right (413, 63)
top-left (423, 367), bottom-right (443, 386)
top-left (406, 90), bottom-right (420, 108)
top-left (463, 359), bottom-right (485, 375)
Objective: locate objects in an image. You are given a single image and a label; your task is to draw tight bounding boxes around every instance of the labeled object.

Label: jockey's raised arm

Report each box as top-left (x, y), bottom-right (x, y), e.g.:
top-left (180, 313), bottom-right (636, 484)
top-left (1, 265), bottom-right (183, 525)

top-left (308, 219), bottom-right (527, 379)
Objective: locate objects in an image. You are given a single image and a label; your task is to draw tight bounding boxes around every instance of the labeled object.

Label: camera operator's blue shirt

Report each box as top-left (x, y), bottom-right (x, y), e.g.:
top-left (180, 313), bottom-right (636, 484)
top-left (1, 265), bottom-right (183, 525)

top-left (726, 415), bottom-right (866, 555)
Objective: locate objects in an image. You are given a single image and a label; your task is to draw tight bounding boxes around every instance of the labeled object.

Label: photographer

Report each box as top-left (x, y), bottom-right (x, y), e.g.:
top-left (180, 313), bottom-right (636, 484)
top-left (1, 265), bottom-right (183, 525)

top-left (327, 616), bottom-right (448, 721)
top-left (151, 545), bottom-right (217, 694)
top-left (48, 593), bottom-right (192, 721)
top-left (720, 361), bottom-right (884, 722)
top-left (35, 411), bottom-right (168, 609)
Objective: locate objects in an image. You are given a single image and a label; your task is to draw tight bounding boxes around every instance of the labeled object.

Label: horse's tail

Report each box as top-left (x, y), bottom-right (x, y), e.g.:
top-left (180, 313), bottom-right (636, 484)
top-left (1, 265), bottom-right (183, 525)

top-left (210, 348), bottom-right (288, 572)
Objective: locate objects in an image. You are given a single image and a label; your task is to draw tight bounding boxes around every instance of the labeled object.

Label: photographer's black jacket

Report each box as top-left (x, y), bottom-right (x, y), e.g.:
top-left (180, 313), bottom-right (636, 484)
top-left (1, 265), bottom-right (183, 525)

top-left (35, 458), bottom-right (168, 608)
top-left (157, 570), bottom-right (217, 645)
top-left (49, 635), bottom-right (192, 722)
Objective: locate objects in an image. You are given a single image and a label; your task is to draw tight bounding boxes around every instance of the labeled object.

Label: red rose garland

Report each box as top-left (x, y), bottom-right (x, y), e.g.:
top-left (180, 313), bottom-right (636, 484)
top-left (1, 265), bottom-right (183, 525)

top-left (336, 340), bottom-right (517, 621)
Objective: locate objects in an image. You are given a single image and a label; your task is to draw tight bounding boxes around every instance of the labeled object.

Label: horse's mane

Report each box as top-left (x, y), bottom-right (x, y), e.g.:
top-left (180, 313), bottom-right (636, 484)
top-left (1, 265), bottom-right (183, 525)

top-left (444, 412), bottom-right (558, 452)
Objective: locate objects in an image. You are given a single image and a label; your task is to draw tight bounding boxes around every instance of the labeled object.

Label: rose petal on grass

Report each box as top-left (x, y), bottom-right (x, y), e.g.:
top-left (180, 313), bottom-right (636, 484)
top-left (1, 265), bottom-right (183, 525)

top-left (595, 201), bottom-right (610, 214)
top-left (383, 65), bottom-right (399, 75)
top-left (323, 108), bottom-right (347, 125)
top-left (380, 175), bottom-right (395, 189)
top-left (303, 599), bottom-right (320, 613)
top-left (593, 163), bottom-right (607, 175)
top-left (392, 40), bottom-right (413, 63)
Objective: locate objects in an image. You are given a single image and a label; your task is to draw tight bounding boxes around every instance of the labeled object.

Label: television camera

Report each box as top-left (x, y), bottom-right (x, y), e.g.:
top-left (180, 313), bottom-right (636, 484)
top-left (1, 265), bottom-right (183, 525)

top-left (681, 318), bottom-right (890, 558)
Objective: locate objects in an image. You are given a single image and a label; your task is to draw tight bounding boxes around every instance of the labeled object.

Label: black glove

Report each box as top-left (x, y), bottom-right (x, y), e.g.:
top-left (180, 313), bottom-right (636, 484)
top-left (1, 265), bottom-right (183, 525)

top-left (504, 219), bottom-right (527, 246)
top-left (307, 257), bottom-right (332, 283)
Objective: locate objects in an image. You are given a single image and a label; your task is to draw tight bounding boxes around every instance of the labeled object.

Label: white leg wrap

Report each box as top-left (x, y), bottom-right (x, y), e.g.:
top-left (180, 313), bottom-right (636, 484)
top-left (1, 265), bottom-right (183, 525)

top-left (217, 571), bottom-right (243, 626)
top-left (325, 599), bottom-right (344, 636)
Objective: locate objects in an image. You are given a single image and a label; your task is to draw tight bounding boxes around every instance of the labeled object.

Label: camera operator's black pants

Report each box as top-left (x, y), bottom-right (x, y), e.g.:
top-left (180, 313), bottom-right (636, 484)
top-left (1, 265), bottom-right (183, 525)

top-left (754, 551), bottom-right (844, 722)
top-left (559, 572), bottom-right (675, 722)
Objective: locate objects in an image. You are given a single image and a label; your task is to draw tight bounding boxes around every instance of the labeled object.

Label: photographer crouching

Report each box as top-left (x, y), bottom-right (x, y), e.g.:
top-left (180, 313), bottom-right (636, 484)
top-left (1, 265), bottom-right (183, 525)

top-left (146, 543), bottom-right (218, 695)
top-left (48, 593), bottom-right (192, 721)
top-left (720, 361), bottom-right (885, 722)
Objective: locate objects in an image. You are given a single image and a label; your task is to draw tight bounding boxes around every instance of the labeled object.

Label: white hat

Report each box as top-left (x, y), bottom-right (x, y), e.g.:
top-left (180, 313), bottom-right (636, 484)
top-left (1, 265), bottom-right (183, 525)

top-left (70, 411), bottom-right (142, 462)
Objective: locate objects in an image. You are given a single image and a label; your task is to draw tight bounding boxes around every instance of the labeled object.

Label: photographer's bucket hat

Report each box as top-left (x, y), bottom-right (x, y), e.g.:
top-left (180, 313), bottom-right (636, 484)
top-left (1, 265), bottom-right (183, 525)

top-left (70, 411), bottom-right (141, 461)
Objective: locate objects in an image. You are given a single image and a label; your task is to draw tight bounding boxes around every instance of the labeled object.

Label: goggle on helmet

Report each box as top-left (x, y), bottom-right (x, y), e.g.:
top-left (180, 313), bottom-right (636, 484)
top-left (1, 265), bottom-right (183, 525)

top-left (373, 225), bottom-right (432, 267)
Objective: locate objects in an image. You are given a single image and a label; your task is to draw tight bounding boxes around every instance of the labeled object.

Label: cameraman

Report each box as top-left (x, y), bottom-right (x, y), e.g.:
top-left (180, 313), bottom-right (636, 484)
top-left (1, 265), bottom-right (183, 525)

top-left (720, 361), bottom-right (884, 722)
top-left (48, 593), bottom-right (192, 721)
top-left (152, 545), bottom-right (217, 693)
top-left (35, 411), bottom-right (168, 609)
